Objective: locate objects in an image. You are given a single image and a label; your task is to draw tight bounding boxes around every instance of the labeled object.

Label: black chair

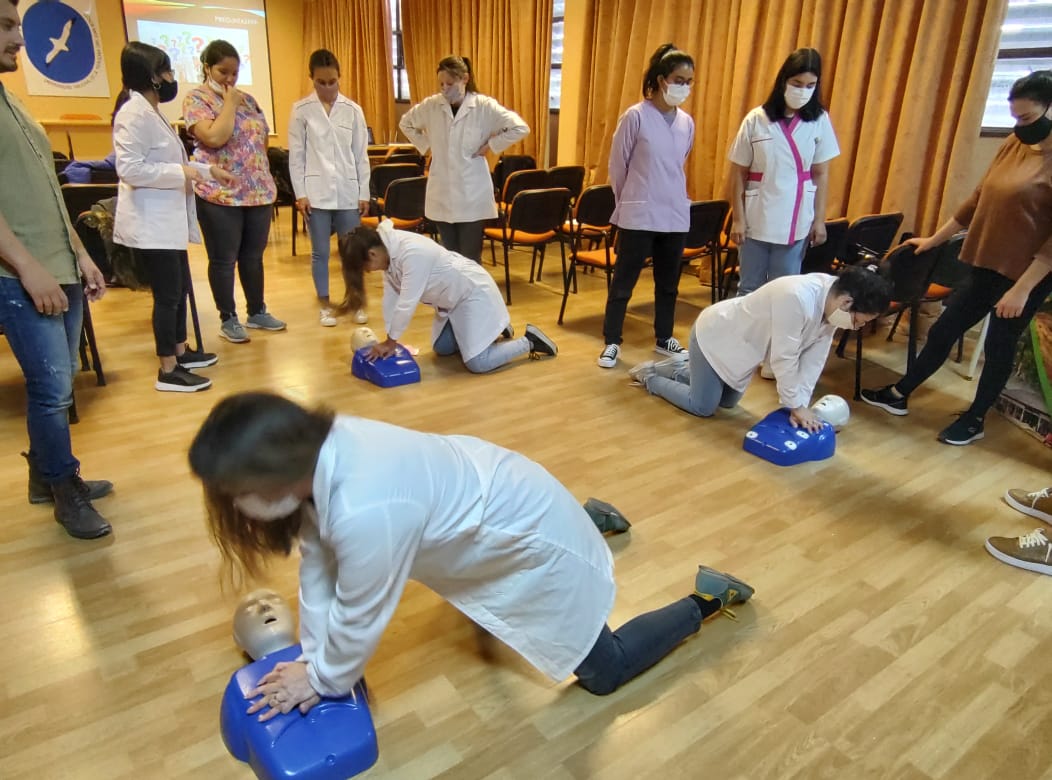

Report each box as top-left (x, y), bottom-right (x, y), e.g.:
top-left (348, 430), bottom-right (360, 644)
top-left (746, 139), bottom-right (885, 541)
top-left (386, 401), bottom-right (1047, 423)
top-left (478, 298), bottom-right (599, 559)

top-left (484, 188), bottom-right (572, 304)
top-left (801, 217), bottom-right (850, 275)
top-left (491, 154), bottom-right (537, 198)
top-left (369, 163), bottom-right (423, 209)
top-left (558, 184), bottom-right (616, 323)
top-left (266, 147), bottom-right (300, 255)
top-left (886, 232), bottom-right (970, 356)
top-left (841, 212), bottom-right (904, 266)
top-left (361, 176), bottom-right (427, 231)
top-left (680, 200), bottom-right (731, 304)
top-left (88, 168), bottom-right (119, 184)
top-left (546, 165), bottom-right (586, 204)
top-left (835, 242), bottom-right (941, 399)
top-left (385, 150), bottom-right (425, 167)
top-left (60, 184), bottom-right (118, 229)
top-left (498, 169), bottom-right (549, 213)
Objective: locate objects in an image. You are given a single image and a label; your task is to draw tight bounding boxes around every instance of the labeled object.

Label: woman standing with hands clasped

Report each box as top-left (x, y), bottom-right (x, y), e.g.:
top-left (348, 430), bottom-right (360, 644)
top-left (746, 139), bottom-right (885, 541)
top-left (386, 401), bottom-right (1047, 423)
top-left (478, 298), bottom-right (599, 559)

top-left (726, 47), bottom-right (840, 298)
top-left (597, 44), bottom-right (696, 370)
top-left (399, 55), bottom-right (529, 261)
top-left (288, 49), bottom-right (371, 328)
top-left (183, 39), bottom-right (285, 344)
top-left (862, 71), bottom-right (1052, 446)
top-left (112, 41), bottom-right (236, 392)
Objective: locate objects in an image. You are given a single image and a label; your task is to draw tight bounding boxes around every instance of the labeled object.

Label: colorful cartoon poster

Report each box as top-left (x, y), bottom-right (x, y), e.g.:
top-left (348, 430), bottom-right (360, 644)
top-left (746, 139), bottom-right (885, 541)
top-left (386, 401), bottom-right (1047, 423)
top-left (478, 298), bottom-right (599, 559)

top-left (19, 0), bottom-right (110, 97)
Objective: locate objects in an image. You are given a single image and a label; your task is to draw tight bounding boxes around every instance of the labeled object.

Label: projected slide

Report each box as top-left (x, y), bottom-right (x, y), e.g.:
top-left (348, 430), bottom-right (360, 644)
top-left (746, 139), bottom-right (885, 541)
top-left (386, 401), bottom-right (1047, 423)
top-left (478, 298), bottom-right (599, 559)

top-left (123, 0), bottom-right (274, 129)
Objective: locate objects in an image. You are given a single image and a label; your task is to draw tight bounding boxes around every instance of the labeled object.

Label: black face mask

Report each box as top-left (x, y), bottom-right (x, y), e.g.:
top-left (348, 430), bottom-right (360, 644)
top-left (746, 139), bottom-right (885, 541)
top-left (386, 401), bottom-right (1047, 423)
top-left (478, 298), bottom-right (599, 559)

top-left (1014, 108), bottom-right (1052, 145)
top-left (155, 78), bottom-right (179, 104)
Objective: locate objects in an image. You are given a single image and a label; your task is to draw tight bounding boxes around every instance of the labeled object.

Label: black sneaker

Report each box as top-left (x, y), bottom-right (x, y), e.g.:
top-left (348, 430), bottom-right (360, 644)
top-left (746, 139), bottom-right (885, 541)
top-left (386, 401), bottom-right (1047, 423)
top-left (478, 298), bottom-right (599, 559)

top-left (524, 324), bottom-right (557, 357)
top-left (938, 413), bottom-right (985, 446)
top-left (655, 336), bottom-right (688, 359)
top-left (501, 325), bottom-right (515, 340)
top-left (860, 385), bottom-right (909, 416)
top-left (176, 346), bottom-right (218, 369)
top-left (156, 366), bottom-right (212, 393)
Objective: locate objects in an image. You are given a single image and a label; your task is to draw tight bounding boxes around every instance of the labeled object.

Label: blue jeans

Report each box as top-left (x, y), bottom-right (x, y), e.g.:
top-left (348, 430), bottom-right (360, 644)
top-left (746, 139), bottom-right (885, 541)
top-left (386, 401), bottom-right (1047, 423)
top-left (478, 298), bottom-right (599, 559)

top-left (574, 597), bottom-right (703, 695)
top-left (737, 237), bottom-right (808, 297)
top-left (645, 327), bottom-right (744, 417)
top-left (306, 208), bottom-right (361, 299)
top-left (433, 320), bottom-right (529, 373)
top-left (0, 277), bottom-right (82, 481)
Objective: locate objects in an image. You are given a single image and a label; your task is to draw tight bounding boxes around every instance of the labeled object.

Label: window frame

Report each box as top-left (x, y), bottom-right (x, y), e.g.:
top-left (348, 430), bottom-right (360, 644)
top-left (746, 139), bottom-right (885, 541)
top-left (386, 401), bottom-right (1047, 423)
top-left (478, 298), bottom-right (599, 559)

top-left (981, 3), bottom-right (1052, 137)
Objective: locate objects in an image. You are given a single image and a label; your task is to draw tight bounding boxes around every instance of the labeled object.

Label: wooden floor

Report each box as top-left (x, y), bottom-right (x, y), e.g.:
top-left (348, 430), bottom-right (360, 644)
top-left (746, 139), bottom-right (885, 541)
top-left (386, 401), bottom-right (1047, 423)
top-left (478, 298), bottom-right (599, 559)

top-left (1, 221), bottom-right (1051, 780)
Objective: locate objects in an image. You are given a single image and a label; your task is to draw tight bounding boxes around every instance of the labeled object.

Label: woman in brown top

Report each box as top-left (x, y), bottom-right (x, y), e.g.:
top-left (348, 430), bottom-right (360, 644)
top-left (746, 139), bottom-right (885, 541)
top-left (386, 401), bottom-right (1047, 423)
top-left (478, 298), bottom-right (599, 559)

top-left (861, 71), bottom-right (1052, 445)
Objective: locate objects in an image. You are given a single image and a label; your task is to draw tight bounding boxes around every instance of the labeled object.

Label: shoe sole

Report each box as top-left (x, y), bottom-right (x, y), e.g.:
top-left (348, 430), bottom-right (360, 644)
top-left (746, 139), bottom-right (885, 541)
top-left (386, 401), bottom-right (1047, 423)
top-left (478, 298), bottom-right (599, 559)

top-left (859, 394), bottom-right (909, 416)
top-left (1004, 492), bottom-right (1052, 524)
top-left (984, 539), bottom-right (1052, 575)
top-left (654, 347), bottom-right (689, 360)
top-left (155, 380), bottom-right (212, 392)
top-left (57, 519), bottom-right (112, 540)
top-left (597, 359), bottom-right (618, 368)
top-left (938, 431), bottom-right (984, 446)
top-left (525, 326), bottom-right (557, 357)
top-left (178, 358), bottom-right (219, 369)
top-left (628, 363), bottom-right (656, 383)
top-left (320, 321), bottom-right (338, 327)
top-left (219, 330), bottom-right (250, 343)
top-left (696, 565), bottom-right (755, 605)
top-left (246, 321), bottom-right (287, 331)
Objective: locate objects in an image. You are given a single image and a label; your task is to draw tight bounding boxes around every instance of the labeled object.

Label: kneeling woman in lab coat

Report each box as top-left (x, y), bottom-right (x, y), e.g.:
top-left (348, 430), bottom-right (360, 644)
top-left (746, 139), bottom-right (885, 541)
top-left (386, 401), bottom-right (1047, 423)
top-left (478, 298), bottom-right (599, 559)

top-left (189, 392), bottom-right (753, 713)
top-left (631, 267), bottom-right (891, 428)
top-left (338, 221), bottom-right (557, 372)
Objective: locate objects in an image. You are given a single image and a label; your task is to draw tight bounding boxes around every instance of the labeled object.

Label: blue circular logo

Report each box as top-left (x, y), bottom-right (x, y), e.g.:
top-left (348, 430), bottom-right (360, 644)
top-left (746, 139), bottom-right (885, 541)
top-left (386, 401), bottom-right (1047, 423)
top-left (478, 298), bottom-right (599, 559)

top-left (22, 2), bottom-right (97, 84)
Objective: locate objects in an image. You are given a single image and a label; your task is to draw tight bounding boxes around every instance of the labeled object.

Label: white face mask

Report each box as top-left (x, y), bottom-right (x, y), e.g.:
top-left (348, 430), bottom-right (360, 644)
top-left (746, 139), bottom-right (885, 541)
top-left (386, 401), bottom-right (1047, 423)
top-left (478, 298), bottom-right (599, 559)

top-left (785, 84), bottom-right (815, 110)
top-left (827, 307), bottom-right (856, 330)
top-left (663, 83), bottom-right (691, 107)
top-left (442, 82), bottom-right (465, 104)
top-left (234, 493), bottom-right (302, 521)
top-left (207, 77), bottom-right (226, 94)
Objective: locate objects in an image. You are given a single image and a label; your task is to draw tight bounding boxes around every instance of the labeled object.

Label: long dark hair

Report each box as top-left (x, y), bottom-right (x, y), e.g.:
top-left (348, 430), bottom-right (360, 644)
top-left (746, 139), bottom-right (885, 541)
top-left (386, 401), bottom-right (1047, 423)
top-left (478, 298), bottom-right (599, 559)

top-left (762, 47), bottom-right (826, 122)
top-left (112, 41), bottom-right (171, 124)
top-left (641, 43), bottom-right (694, 99)
top-left (189, 392), bottom-right (334, 586)
top-left (437, 55), bottom-right (479, 93)
top-left (337, 227), bottom-right (384, 313)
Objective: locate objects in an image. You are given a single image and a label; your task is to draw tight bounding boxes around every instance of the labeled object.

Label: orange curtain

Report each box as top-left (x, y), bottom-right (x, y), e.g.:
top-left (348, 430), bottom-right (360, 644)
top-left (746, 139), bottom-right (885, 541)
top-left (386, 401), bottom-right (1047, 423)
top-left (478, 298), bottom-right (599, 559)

top-left (301, 0), bottom-right (397, 144)
top-left (402, 0), bottom-right (551, 164)
top-left (570, 0), bottom-right (1007, 233)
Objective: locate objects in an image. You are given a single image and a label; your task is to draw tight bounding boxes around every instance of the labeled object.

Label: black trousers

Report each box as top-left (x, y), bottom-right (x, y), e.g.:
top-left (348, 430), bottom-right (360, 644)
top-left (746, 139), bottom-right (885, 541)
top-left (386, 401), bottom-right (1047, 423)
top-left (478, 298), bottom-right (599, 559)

top-left (195, 198), bottom-right (272, 321)
top-left (896, 265), bottom-right (1052, 417)
top-left (435, 220), bottom-right (485, 263)
top-left (136, 248), bottom-right (189, 358)
top-left (602, 228), bottom-right (687, 345)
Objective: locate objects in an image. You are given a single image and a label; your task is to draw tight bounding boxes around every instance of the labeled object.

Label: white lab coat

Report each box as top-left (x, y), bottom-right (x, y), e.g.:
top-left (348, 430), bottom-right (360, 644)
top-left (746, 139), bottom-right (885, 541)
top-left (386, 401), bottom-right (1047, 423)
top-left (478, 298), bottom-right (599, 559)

top-left (695, 273), bottom-right (838, 409)
top-left (399, 93), bottom-right (529, 223)
top-left (298, 416), bottom-right (616, 696)
top-left (377, 220), bottom-right (511, 361)
top-left (112, 90), bottom-right (210, 249)
top-left (287, 92), bottom-right (371, 209)
top-left (727, 107), bottom-right (839, 245)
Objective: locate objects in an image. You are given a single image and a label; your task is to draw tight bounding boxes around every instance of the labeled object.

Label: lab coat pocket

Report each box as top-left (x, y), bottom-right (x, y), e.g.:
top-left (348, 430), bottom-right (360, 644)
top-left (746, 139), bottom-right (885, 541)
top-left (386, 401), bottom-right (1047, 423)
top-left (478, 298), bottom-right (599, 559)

top-left (304, 174), bottom-right (327, 204)
top-left (742, 190), bottom-right (761, 233)
top-left (797, 182), bottom-right (819, 234)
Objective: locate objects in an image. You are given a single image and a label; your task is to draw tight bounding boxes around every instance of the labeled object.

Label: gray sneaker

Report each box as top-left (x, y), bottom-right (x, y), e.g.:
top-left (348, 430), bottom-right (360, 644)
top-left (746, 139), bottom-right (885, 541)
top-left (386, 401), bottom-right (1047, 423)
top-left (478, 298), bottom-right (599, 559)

top-left (246, 308), bottom-right (287, 331)
top-left (219, 317), bottom-right (250, 343)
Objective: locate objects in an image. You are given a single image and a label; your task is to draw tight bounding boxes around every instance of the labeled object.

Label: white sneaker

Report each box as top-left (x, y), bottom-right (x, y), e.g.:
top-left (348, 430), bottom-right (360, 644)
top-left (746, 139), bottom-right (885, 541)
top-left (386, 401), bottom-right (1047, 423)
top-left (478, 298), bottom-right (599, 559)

top-left (759, 363), bottom-right (775, 380)
top-left (628, 361), bottom-right (656, 385)
top-left (353, 309), bottom-right (368, 324)
top-left (319, 308), bottom-right (337, 327)
top-left (597, 344), bottom-right (620, 369)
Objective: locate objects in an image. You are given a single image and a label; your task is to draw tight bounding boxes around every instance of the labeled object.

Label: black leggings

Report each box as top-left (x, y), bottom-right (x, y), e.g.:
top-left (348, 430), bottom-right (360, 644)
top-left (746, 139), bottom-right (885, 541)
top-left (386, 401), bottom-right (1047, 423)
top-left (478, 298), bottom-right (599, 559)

top-left (602, 229), bottom-right (686, 345)
top-left (136, 248), bottom-right (189, 358)
top-left (435, 220), bottom-right (485, 263)
top-left (895, 265), bottom-right (1052, 418)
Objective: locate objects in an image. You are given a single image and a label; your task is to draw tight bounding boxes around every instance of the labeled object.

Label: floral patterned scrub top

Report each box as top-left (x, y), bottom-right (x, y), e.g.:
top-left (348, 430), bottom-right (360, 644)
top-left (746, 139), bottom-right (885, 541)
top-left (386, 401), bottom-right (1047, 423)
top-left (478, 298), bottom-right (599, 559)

top-left (182, 86), bottom-right (277, 207)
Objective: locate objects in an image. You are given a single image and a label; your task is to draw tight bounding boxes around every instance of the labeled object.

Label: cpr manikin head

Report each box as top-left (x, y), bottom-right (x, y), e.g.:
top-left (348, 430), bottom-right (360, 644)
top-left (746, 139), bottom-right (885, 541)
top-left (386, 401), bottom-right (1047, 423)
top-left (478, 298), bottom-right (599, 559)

top-left (233, 588), bottom-right (296, 660)
top-left (351, 326), bottom-right (378, 352)
top-left (811, 394), bottom-right (850, 429)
